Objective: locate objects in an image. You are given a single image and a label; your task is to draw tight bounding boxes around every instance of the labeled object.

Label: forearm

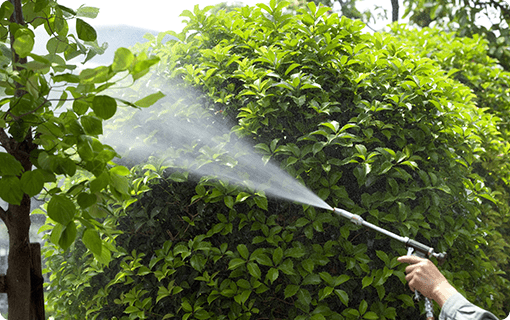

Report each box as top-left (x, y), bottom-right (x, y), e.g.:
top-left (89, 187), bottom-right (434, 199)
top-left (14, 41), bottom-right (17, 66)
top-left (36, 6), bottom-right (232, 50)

top-left (431, 280), bottom-right (458, 307)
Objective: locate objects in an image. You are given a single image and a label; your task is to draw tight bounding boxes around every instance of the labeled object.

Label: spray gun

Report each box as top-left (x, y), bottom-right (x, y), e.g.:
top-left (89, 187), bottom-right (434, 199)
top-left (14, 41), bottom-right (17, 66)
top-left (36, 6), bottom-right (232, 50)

top-left (331, 207), bottom-right (447, 320)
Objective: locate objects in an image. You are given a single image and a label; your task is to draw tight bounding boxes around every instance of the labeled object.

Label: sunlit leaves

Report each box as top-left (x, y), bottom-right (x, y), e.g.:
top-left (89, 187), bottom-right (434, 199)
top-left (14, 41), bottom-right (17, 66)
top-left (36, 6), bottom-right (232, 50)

top-left (112, 47), bottom-right (134, 72)
top-left (0, 1), bottom-right (13, 20)
top-left (76, 6), bottom-right (99, 19)
top-left (130, 55), bottom-right (160, 81)
top-left (135, 91), bottom-right (165, 108)
top-left (79, 66), bottom-right (115, 84)
top-left (49, 220), bottom-right (77, 251)
top-left (13, 28), bottom-right (35, 58)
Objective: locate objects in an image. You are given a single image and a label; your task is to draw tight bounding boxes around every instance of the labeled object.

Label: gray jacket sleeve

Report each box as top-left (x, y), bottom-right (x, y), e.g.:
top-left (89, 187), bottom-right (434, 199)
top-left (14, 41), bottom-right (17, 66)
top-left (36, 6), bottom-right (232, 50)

top-left (439, 292), bottom-right (500, 320)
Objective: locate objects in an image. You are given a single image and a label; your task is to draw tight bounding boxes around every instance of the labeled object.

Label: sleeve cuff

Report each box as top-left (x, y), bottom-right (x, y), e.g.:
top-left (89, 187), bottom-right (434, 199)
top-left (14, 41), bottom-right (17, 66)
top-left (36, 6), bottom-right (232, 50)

top-left (441, 292), bottom-right (470, 314)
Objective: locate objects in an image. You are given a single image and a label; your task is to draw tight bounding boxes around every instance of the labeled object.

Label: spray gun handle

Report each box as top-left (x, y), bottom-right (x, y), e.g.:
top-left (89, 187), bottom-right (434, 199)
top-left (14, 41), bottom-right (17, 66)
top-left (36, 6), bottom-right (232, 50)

top-left (406, 239), bottom-right (447, 266)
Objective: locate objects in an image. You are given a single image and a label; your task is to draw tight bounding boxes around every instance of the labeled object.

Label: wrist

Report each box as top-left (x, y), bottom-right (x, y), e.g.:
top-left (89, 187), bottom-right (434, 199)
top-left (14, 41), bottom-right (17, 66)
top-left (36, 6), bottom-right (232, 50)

top-left (432, 281), bottom-right (458, 308)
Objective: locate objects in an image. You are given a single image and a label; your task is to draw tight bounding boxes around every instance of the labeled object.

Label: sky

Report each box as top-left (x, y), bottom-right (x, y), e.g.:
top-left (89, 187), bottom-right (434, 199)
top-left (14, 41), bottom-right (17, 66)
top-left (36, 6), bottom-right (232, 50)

top-left (58, 0), bottom-right (393, 33)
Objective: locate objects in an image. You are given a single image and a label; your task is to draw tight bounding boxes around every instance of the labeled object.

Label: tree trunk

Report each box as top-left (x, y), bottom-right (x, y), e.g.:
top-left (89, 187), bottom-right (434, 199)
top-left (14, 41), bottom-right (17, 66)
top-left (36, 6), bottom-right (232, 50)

top-left (391, 0), bottom-right (399, 22)
top-left (3, 1), bottom-right (36, 319)
top-left (6, 197), bottom-right (32, 320)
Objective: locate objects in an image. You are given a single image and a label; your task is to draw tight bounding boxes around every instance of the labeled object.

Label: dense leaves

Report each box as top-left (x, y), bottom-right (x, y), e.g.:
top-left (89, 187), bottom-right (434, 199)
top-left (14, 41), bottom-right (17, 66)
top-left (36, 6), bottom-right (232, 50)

top-left (402, 0), bottom-right (510, 71)
top-left (0, 1), bottom-right (163, 317)
top-left (44, 1), bottom-right (509, 319)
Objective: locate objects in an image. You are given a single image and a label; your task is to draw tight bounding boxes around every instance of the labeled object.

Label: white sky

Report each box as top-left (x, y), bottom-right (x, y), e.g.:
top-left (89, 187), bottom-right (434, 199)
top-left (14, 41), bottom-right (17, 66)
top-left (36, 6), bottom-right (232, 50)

top-left (58, 0), bottom-right (393, 33)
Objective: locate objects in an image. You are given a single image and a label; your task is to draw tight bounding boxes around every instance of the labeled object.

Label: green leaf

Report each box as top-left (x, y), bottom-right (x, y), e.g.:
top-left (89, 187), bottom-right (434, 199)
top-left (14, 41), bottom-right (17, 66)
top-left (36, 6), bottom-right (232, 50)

top-left (247, 262), bottom-right (261, 279)
top-left (76, 18), bottom-right (97, 41)
top-left (224, 195), bottom-right (234, 209)
top-left (88, 204), bottom-right (108, 218)
top-left (90, 172), bottom-right (109, 193)
top-left (59, 221), bottom-right (77, 250)
top-left (73, 99), bottom-right (89, 115)
top-left (273, 247), bottom-right (283, 265)
top-left (302, 273), bottom-right (321, 285)
top-left (266, 267), bottom-right (279, 284)
top-left (362, 275), bottom-right (373, 289)
top-left (92, 95), bottom-right (117, 120)
top-left (47, 195), bottom-right (76, 225)
top-left (376, 250), bottom-right (390, 265)
top-left (55, 157), bottom-right (77, 176)
top-left (228, 258), bottom-right (246, 270)
top-left (284, 284), bottom-right (299, 299)
top-left (135, 91), bottom-right (165, 108)
top-left (110, 165), bottom-right (130, 176)
top-left (81, 115), bottom-right (103, 135)
top-left (235, 192), bottom-right (251, 203)
top-left (112, 47), bottom-right (134, 72)
top-left (79, 66), bottom-right (114, 84)
top-left (319, 286), bottom-right (334, 301)
top-left (397, 294), bottom-right (415, 307)
top-left (0, 176), bottom-right (23, 205)
top-left (335, 289), bottom-right (349, 306)
top-left (13, 28), bottom-right (35, 58)
top-left (77, 192), bottom-right (97, 209)
top-left (278, 259), bottom-right (295, 275)
top-left (0, 152), bottom-right (24, 176)
top-left (124, 306), bottom-right (140, 314)
top-left (301, 259), bottom-right (314, 273)
top-left (109, 173), bottom-right (130, 195)
top-left (82, 228), bottom-right (102, 256)
top-left (294, 217), bottom-right (309, 227)
top-left (20, 169), bottom-right (45, 197)
top-left (169, 171), bottom-right (188, 182)
top-left (76, 6), bottom-right (100, 19)
top-left (46, 37), bottom-right (67, 54)
top-left (237, 244), bottom-right (249, 260)
top-left (50, 223), bottom-right (64, 246)
top-left (359, 300), bottom-right (368, 315)
top-left (131, 56), bottom-right (160, 81)
top-left (364, 311), bottom-right (379, 319)
top-left (297, 288), bottom-right (312, 306)
top-left (285, 246), bottom-right (305, 258)
top-left (254, 195), bottom-right (268, 210)
top-left (252, 252), bottom-right (273, 266)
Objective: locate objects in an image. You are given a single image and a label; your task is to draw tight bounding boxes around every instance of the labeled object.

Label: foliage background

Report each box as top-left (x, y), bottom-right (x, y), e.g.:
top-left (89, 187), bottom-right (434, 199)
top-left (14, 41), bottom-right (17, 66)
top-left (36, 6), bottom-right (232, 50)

top-left (43, 1), bottom-right (510, 319)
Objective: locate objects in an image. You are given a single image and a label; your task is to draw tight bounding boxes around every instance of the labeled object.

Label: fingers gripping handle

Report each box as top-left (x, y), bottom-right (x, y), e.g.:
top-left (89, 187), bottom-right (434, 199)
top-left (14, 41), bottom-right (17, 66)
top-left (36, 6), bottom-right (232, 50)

top-left (407, 247), bottom-right (435, 320)
top-left (407, 239), bottom-right (447, 266)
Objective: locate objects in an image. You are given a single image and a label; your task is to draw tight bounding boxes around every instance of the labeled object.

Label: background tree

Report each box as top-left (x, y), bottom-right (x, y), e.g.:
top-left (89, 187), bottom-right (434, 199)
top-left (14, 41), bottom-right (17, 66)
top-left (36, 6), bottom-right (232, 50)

top-left (44, 1), bottom-right (510, 319)
top-left (0, 0), bottom-right (161, 319)
top-left (402, 0), bottom-right (510, 70)
top-left (296, 0), bottom-right (510, 70)
top-left (288, 0), bottom-right (372, 21)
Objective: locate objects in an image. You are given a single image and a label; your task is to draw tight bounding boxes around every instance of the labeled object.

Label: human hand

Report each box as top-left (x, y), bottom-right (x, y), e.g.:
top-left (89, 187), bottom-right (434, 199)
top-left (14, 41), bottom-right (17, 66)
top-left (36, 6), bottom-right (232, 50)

top-left (397, 255), bottom-right (457, 307)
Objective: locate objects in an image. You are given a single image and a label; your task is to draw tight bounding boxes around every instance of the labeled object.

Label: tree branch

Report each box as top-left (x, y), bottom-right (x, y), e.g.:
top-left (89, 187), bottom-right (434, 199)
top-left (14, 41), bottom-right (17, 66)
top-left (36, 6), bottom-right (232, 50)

top-left (0, 128), bottom-right (12, 153)
top-left (0, 206), bottom-right (7, 225)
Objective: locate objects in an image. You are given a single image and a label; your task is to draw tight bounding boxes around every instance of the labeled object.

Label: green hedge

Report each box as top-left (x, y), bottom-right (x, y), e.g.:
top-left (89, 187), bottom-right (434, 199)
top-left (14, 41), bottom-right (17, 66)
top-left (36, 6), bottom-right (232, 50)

top-left (44, 1), bottom-right (510, 319)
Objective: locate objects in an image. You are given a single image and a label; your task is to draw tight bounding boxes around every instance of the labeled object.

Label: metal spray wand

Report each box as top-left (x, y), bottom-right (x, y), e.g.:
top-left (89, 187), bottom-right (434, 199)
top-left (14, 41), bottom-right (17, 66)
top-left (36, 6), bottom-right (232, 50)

top-left (331, 207), bottom-right (447, 320)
